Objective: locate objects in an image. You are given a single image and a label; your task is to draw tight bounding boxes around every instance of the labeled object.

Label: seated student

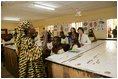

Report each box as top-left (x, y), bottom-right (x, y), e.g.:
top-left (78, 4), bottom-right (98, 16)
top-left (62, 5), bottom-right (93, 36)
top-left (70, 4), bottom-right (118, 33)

top-left (78, 27), bottom-right (91, 46)
top-left (51, 36), bottom-right (65, 55)
top-left (46, 32), bottom-right (53, 50)
top-left (112, 26), bottom-right (117, 38)
top-left (68, 28), bottom-right (79, 44)
top-left (67, 32), bottom-right (72, 44)
top-left (68, 28), bottom-right (79, 48)
top-left (4, 33), bottom-right (14, 45)
top-left (60, 31), bottom-right (70, 51)
top-left (88, 29), bottom-right (97, 42)
top-left (60, 31), bottom-right (69, 44)
top-left (70, 34), bottom-right (81, 50)
top-left (43, 32), bottom-right (64, 56)
top-left (42, 31), bottom-right (53, 58)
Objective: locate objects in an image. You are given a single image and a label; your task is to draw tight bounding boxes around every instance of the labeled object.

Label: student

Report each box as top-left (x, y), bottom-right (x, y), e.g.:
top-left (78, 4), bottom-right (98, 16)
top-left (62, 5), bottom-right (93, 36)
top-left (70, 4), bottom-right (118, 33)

top-left (48, 30), bottom-right (52, 37)
top-left (78, 27), bottom-right (91, 46)
top-left (88, 29), bottom-right (97, 42)
top-left (43, 32), bottom-right (64, 56)
top-left (68, 28), bottom-right (79, 45)
top-left (112, 26), bottom-right (117, 38)
top-left (42, 31), bottom-right (53, 58)
top-left (46, 32), bottom-right (52, 50)
top-left (4, 33), bottom-right (14, 45)
top-left (40, 27), bottom-right (45, 41)
top-left (51, 36), bottom-right (65, 55)
top-left (108, 27), bottom-right (112, 38)
top-left (60, 31), bottom-right (70, 51)
top-left (60, 31), bottom-right (69, 44)
top-left (15, 21), bottom-right (46, 78)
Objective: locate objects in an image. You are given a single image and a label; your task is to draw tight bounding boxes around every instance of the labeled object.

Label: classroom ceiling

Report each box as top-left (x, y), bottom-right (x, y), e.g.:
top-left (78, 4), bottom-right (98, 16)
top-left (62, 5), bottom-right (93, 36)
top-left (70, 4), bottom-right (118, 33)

top-left (1, 1), bottom-right (116, 21)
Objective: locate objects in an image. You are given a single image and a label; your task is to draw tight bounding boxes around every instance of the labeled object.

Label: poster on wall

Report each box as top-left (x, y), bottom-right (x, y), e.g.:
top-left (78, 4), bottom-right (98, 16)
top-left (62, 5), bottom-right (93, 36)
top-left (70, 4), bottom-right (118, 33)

top-left (63, 24), bottom-right (69, 35)
top-left (82, 21), bottom-right (89, 34)
top-left (83, 21), bottom-right (89, 30)
top-left (54, 25), bottom-right (57, 31)
top-left (97, 19), bottom-right (106, 31)
top-left (82, 19), bottom-right (107, 31)
top-left (89, 20), bottom-right (98, 31)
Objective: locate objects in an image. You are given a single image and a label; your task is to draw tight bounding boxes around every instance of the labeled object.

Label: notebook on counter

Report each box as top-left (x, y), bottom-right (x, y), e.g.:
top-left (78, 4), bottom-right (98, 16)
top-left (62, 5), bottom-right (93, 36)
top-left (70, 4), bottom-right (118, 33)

top-left (67, 49), bottom-right (81, 53)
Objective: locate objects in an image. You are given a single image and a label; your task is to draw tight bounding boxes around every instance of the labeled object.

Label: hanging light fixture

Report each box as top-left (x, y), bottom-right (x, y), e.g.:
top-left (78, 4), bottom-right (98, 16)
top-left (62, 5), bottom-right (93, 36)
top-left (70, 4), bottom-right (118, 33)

top-left (75, 8), bottom-right (82, 16)
top-left (75, 11), bottom-right (82, 16)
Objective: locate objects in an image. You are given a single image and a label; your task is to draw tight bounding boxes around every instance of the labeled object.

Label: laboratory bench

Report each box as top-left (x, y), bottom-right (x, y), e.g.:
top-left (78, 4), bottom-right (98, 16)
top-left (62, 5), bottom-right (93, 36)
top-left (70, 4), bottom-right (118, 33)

top-left (46, 40), bottom-right (117, 78)
top-left (3, 40), bottom-right (117, 78)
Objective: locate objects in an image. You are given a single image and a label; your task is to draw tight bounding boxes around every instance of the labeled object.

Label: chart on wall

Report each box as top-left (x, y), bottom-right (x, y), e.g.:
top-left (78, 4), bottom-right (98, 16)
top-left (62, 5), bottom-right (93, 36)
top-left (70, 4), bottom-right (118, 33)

top-left (63, 24), bottom-right (69, 35)
top-left (54, 23), bottom-right (69, 35)
top-left (97, 19), bottom-right (107, 30)
top-left (82, 19), bottom-right (107, 31)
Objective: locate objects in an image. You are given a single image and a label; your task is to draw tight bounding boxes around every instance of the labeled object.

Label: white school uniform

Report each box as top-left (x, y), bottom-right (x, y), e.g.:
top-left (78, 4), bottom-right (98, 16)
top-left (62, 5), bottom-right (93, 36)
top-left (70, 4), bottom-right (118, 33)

top-left (46, 42), bottom-right (65, 56)
top-left (78, 34), bottom-right (91, 45)
top-left (61, 37), bottom-right (69, 44)
top-left (47, 42), bottom-right (53, 50)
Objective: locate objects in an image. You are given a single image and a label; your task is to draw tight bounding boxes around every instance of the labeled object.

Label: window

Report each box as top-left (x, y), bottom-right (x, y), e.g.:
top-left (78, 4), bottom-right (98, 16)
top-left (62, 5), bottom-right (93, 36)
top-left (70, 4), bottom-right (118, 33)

top-left (107, 19), bottom-right (117, 30)
top-left (70, 22), bottom-right (82, 30)
top-left (47, 25), bottom-right (54, 32)
top-left (76, 22), bottom-right (82, 28)
top-left (107, 18), bottom-right (117, 38)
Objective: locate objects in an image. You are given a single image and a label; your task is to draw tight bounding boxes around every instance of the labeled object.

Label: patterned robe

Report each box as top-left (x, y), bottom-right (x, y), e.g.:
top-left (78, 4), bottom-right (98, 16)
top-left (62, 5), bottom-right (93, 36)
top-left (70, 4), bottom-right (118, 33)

top-left (18, 37), bottom-right (46, 78)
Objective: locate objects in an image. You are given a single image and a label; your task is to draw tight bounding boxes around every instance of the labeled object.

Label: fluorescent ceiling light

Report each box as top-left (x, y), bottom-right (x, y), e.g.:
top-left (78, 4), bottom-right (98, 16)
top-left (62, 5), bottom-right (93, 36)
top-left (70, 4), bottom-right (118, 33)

top-left (34, 2), bottom-right (57, 8)
top-left (34, 4), bottom-right (55, 11)
top-left (2, 17), bottom-right (20, 21)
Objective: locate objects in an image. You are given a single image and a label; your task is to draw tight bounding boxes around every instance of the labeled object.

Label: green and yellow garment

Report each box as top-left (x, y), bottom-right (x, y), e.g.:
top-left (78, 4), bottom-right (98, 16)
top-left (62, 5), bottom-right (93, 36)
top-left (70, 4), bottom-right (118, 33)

top-left (15, 21), bottom-right (46, 78)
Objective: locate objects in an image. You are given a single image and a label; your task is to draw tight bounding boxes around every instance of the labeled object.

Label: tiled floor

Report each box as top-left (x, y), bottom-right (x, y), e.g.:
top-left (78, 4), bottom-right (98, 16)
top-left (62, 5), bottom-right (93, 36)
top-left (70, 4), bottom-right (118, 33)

top-left (1, 62), bottom-right (14, 78)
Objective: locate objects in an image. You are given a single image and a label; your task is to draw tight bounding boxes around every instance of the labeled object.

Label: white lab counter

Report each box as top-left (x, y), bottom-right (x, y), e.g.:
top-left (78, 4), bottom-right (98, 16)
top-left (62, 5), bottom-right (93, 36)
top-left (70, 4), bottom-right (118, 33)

top-left (46, 40), bottom-right (117, 78)
top-left (46, 40), bottom-right (104, 63)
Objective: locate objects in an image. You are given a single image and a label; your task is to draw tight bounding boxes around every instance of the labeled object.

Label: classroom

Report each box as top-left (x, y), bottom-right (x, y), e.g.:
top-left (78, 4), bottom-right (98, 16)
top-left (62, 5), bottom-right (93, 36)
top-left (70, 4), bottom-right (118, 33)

top-left (1, 1), bottom-right (117, 78)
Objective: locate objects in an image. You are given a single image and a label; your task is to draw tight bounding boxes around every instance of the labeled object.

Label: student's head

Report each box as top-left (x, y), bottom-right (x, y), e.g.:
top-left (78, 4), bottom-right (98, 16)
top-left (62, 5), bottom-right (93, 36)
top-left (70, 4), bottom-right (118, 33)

top-left (78, 27), bottom-right (84, 34)
top-left (43, 27), bottom-right (45, 30)
top-left (71, 28), bottom-right (76, 33)
top-left (24, 26), bottom-right (37, 39)
top-left (49, 30), bottom-right (51, 32)
top-left (47, 32), bottom-right (51, 42)
top-left (108, 27), bottom-right (112, 31)
top-left (60, 31), bottom-right (65, 37)
top-left (4, 33), bottom-right (13, 41)
top-left (52, 36), bottom-right (61, 46)
top-left (9, 34), bottom-right (13, 39)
